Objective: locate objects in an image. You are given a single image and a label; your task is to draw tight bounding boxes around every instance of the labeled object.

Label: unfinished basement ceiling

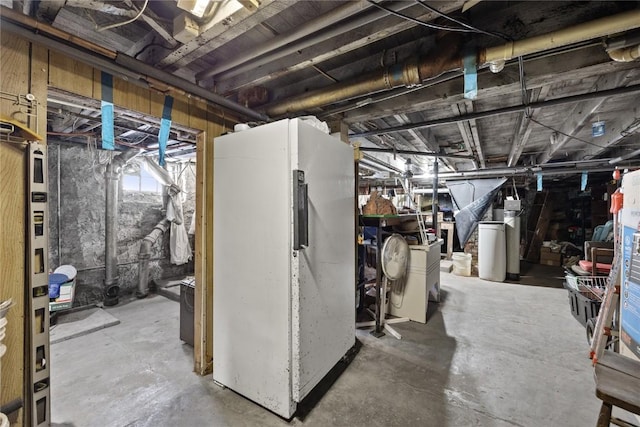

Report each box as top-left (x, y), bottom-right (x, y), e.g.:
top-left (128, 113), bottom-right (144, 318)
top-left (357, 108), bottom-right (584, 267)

top-left (7, 0), bottom-right (640, 177)
top-left (47, 88), bottom-right (200, 159)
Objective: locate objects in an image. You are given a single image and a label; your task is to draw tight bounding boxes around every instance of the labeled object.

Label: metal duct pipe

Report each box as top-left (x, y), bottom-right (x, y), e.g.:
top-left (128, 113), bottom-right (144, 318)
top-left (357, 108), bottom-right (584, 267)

top-left (483, 10), bottom-right (640, 66)
top-left (196, 0), bottom-right (370, 81)
top-left (1, 20), bottom-right (145, 83)
top-left (265, 9), bottom-right (640, 117)
top-left (422, 164), bottom-right (640, 181)
top-left (359, 146), bottom-right (473, 160)
top-left (104, 149), bottom-right (142, 306)
top-left (609, 148), bottom-right (640, 164)
top-left (137, 219), bottom-right (170, 298)
top-left (0, 6), bottom-right (267, 122)
top-left (114, 54), bottom-right (268, 121)
top-left (608, 44), bottom-right (640, 62)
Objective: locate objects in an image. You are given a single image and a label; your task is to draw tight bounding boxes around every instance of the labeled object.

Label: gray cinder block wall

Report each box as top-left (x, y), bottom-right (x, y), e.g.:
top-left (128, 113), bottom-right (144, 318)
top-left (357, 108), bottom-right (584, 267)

top-left (48, 143), bottom-right (195, 306)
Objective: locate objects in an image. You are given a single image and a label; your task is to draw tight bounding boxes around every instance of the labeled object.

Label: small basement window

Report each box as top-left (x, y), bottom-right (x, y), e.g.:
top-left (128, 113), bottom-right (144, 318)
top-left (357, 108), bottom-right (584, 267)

top-left (123, 168), bottom-right (163, 193)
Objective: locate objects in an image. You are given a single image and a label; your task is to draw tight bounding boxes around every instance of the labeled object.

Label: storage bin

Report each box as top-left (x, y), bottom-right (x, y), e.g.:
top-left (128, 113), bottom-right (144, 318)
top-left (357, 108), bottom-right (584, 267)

top-left (567, 287), bottom-right (600, 327)
top-left (452, 252), bottom-right (472, 276)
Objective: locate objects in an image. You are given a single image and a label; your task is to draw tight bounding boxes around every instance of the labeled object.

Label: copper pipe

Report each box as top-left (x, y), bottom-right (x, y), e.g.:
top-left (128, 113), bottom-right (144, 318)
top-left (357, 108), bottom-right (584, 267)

top-left (0, 5), bottom-right (117, 59)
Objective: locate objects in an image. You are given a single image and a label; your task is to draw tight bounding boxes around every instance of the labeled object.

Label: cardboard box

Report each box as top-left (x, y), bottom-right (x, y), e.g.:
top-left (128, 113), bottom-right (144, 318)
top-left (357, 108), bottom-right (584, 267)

top-left (50, 279), bottom-right (75, 311)
top-left (540, 251), bottom-right (562, 266)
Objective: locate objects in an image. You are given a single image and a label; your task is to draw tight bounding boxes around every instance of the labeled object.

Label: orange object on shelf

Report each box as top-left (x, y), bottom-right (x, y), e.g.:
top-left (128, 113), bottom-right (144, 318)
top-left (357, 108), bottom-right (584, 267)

top-left (610, 189), bottom-right (623, 214)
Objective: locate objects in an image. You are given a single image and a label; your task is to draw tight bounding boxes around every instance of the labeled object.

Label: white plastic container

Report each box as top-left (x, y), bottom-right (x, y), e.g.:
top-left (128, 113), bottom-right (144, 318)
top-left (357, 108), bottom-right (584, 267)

top-left (452, 252), bottom-right (472, 276)
top-left (478, 221), bottom-right (506, 282)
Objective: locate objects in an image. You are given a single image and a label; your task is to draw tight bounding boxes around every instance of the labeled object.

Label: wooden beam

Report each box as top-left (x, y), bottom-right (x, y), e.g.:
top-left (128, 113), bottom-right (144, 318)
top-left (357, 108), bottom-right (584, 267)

top-left (156, 0), bottom-right (281, 70)
top-left (452, 101), bottom-right (486, 168)
top-left (507, 85), bottom-right (549, 167)
top-left (214, 1), bottom-right (466, 93)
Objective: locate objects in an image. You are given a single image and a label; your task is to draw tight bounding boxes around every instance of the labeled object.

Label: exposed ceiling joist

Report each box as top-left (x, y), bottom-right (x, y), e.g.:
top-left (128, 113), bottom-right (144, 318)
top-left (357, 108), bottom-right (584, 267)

top-left (507, 85), bottom-right (549, 167)
top-left (155, 0), bottom-right (282, 70)
top-left (537, 71), bottom-right (632, 164)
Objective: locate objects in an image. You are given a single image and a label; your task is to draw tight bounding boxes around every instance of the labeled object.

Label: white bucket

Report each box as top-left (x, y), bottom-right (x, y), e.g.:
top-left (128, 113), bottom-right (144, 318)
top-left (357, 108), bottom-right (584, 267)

top-left (452, 252), bottom-right (472, 276)
top-left (0, 412), bottom-right (8, 427)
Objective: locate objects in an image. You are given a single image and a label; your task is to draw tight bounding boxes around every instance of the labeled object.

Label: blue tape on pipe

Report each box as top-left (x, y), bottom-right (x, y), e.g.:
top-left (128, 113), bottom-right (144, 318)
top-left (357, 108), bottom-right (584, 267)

top-left (101, 72), bottom-right (115, 150)
top-left (581, 171), bottom-right (588, 191)
top-left (537, 173), bottom-right (543, 191)
top-left (158, 117), bottom-right (171, 166)
top-left (463, 54), bottom-right (477, 100)
top-left (101, 101), bottom-right (115, 150)
top-left (158, 95), bottom-right (173, 166)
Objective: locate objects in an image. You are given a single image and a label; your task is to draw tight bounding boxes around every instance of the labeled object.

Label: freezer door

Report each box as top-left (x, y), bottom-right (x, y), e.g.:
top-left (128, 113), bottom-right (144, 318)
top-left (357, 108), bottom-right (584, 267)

top-left (213, 120), bottom-right (296, 418)
top-left (290, 119), bottom-right (356, 402)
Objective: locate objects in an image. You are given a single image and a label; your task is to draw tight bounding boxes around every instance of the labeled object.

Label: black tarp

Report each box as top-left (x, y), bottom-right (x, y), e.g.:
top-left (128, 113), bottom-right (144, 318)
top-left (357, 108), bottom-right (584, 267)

top-left (446, 178), bottom-right (506, 247)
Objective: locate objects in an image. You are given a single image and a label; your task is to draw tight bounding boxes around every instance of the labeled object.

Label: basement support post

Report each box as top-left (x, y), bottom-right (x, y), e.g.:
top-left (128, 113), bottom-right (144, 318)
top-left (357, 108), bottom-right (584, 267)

top-left (432, 160), bottom-right (439, 235)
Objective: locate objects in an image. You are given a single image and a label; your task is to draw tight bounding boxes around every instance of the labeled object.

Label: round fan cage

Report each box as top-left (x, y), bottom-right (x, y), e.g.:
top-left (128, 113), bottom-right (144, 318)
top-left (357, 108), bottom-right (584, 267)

top-left (381, 234), bottom-right (410, 281)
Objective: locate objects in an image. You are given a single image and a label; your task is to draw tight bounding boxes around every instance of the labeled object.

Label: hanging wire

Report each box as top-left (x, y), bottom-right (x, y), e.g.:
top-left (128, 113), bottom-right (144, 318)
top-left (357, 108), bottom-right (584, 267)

top-left (518, 56), bottom-right (529, 106)
top-left (527, 117), bottom-right (607, 149)
top-left (366, 0), bottom-right (476, 33)
top-left (414, 0), bottom-right (511, 41)
top-left (96, 0), bottom-right (149, 32)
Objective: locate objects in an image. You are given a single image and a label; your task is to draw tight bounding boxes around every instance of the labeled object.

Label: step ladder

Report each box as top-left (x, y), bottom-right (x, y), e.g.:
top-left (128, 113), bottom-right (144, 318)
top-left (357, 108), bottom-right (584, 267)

top-left (590, 190), bottom-right (623, 365)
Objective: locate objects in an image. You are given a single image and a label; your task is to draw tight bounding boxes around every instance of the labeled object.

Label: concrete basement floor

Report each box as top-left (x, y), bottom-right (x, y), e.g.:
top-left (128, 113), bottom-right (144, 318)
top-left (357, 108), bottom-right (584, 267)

top-left (51, 271), bottom-right (602, 427)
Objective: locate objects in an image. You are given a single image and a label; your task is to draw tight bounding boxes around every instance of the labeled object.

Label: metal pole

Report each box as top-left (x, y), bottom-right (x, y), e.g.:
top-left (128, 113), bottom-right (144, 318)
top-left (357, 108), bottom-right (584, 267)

top-left (432, 160), bottom-right (439, 234)
top-left (57, 144), bottom-right (61, 265)
top-left (358, 146), bottom-right (473, 160)
top-left (372, 223), bottom-right (384, 337)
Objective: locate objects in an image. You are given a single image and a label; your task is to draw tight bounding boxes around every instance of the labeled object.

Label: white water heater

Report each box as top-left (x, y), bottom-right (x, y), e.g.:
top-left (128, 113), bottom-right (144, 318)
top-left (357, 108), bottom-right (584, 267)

top-left (504, 210), bottom-right (521, 280)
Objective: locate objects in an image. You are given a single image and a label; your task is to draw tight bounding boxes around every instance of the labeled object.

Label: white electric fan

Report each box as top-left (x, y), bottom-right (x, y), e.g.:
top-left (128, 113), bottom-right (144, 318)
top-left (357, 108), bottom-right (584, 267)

top-left (380, 234), bottom-right (410, 339)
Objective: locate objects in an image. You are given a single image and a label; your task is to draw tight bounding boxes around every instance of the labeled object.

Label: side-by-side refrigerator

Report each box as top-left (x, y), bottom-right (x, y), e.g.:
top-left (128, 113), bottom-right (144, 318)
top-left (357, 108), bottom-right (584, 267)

top-left (213, 118), bottom-right (355, 418)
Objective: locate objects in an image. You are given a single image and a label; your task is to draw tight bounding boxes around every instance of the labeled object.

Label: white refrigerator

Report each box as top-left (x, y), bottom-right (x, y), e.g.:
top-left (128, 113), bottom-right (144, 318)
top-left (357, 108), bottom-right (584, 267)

top-left (213, 118), bottom-right (355, 418)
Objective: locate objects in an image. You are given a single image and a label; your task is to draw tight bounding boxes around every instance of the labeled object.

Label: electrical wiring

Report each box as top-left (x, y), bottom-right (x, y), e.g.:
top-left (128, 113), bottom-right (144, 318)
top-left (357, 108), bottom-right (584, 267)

top-left (366, 0), bottom-right (476, 33)
top-left (415, 0), bottom-right (511, 41)
top-left (527, 116), bottom-right (607, 149)
top-left (96, 0), bottom-right (149, 32)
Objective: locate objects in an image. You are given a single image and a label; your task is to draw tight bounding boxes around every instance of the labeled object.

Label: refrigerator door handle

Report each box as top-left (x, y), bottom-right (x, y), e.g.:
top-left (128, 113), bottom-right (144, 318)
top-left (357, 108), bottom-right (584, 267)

top-left (293, 170), bottom-right (309, 250)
